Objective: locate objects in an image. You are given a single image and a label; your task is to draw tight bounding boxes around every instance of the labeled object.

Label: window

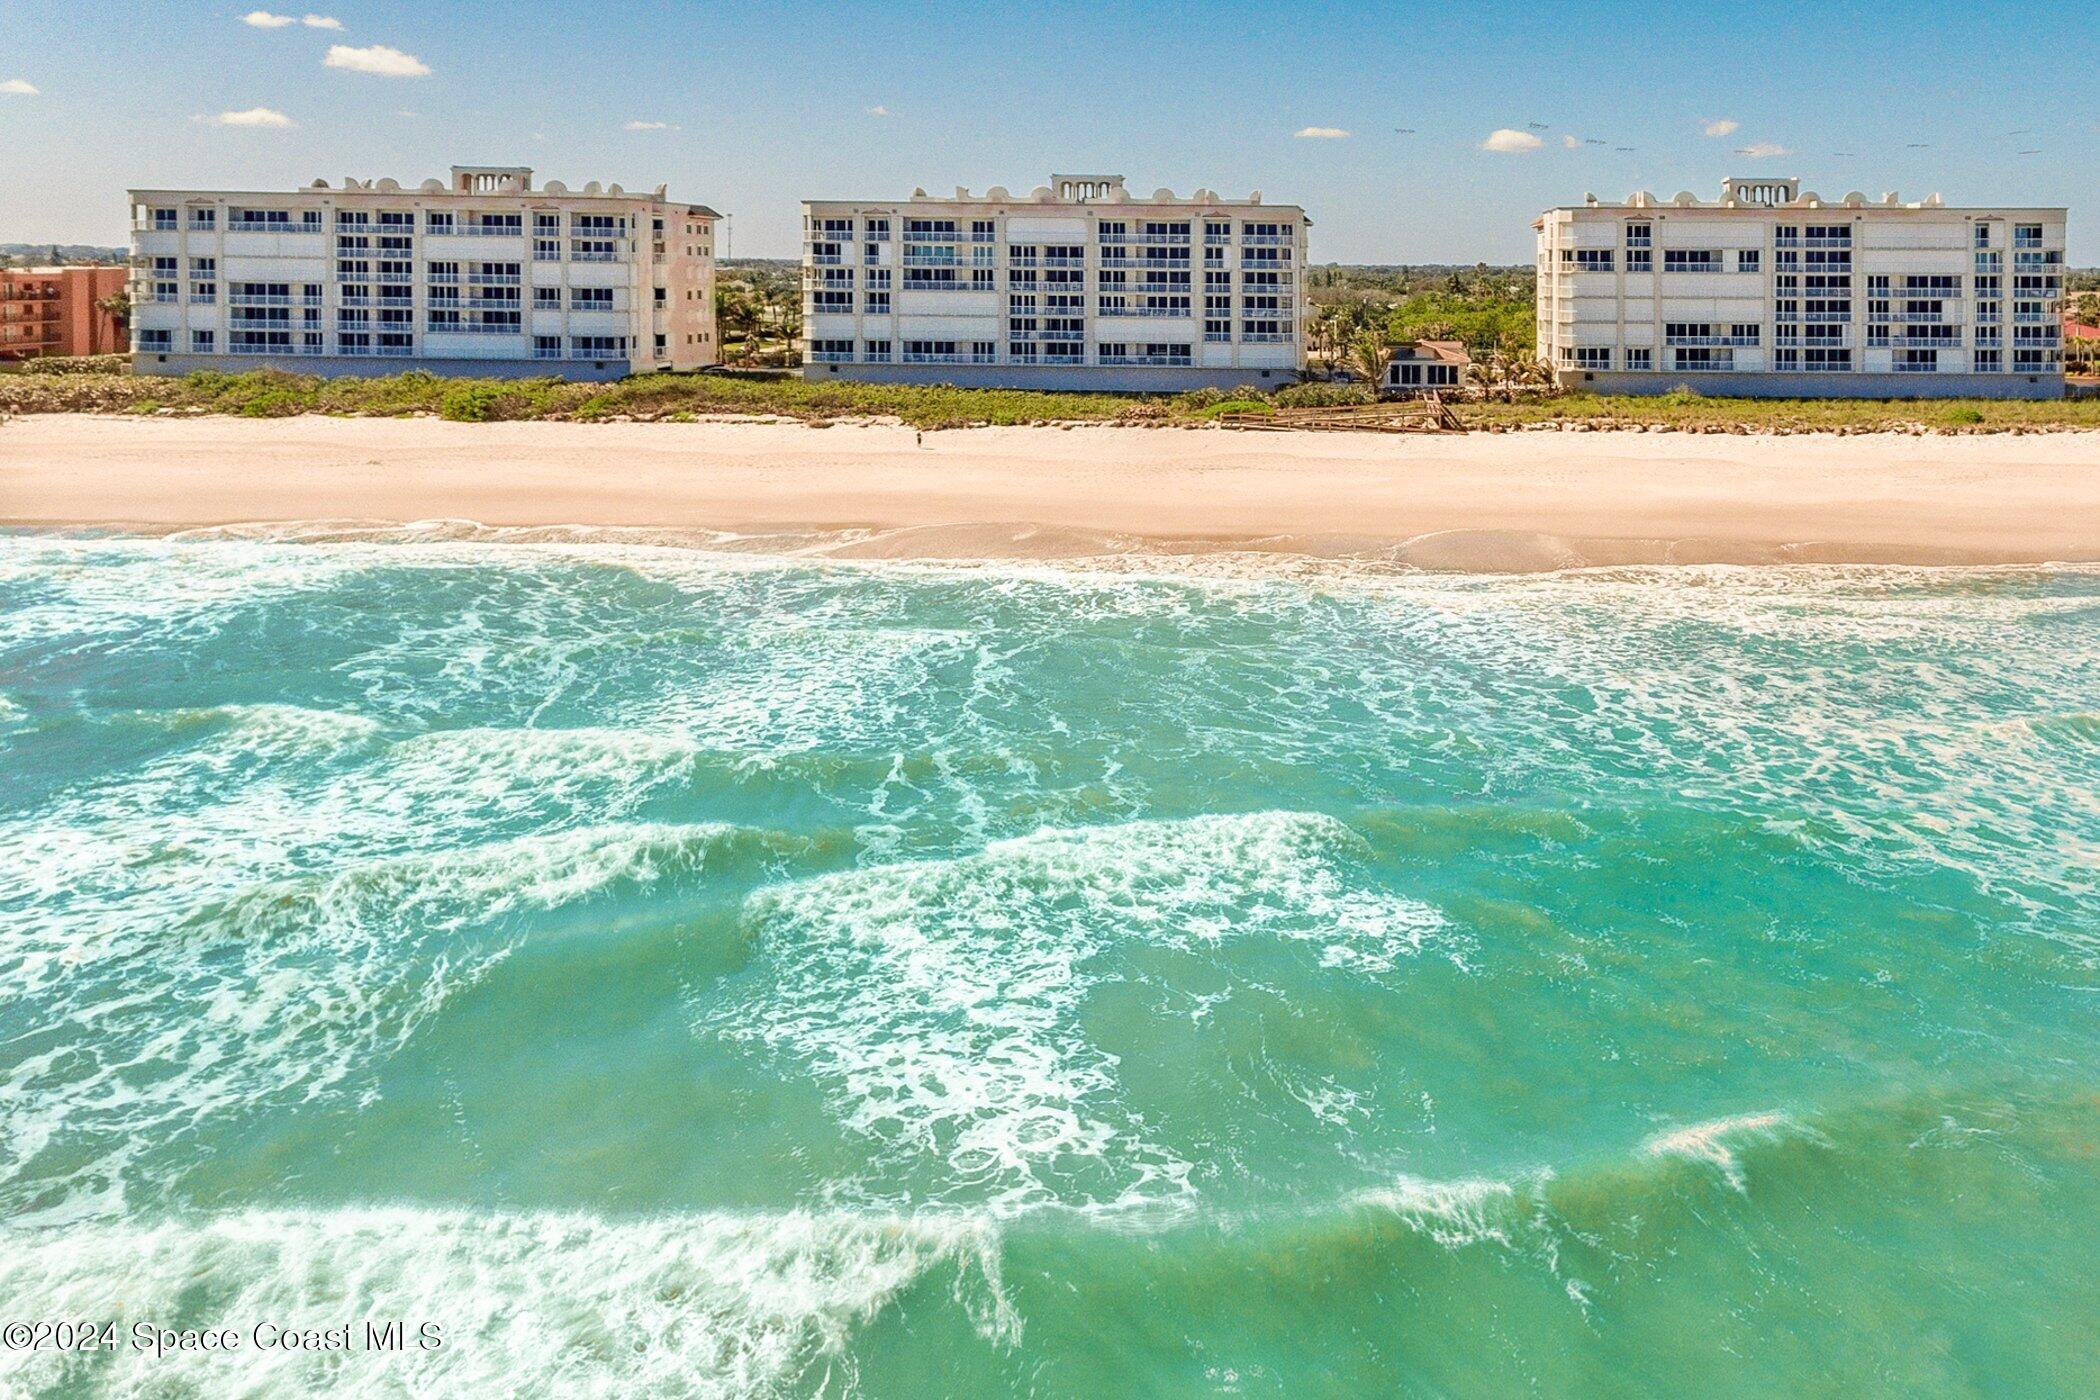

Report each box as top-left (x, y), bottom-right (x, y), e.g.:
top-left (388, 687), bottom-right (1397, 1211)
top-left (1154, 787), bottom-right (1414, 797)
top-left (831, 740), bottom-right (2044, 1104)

top-left (1626, 347), bottom-right (1652, 371)
top-left (1571, 347), bottom-right (1611, 369)
top-left (971, 268), bottom-right (994, 290)
top-left (2013, 223), bottom-right (2042, 249)
top-left (1624, 221), bottom-right (1652, 248)
top-left (864, 292), bottom-right (890, 313)
top-left (570, 287), bottom-right (614, 310)
top-left (1737, 250), bottom-right (1761, 273)
top-left (809, 338), bottom-right (854, 362)
top-left (864, 339), bottom-right (891, 361)
top-left (1626, 249), bottom-right (1652, 272)
top-left (971, 219), bottom-right (996, 243)
top-left (533, 335), bottom-right (563, 360)
top-left (811, 290), bottom-right (852, 312)
top-left (189, 208), bottom-right (216, 230)
top-left (1564, 249), bottom-right (1613, 271)
top-left (152, 208), bottom-right (176, 230)
top-left (1663, 250), bottom-right (1720, 272)
top-left (534, 287), bottom-right (560, 308)
top-left (1974, 223), bottom-right (1992, 249)
top-left (865, 218), bottom-right (890, 242)
top-left (1974, 348), bottom-right (2002, 372)
top-left (190, 330), bottom-right (215, 352)
top-left (572, 335), bottom-right (627, 357)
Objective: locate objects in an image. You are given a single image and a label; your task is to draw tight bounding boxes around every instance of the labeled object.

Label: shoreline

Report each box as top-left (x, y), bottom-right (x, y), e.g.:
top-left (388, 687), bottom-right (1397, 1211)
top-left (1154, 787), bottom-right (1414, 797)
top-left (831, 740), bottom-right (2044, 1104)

top-left (4, 414), bottom-right (2097, 571)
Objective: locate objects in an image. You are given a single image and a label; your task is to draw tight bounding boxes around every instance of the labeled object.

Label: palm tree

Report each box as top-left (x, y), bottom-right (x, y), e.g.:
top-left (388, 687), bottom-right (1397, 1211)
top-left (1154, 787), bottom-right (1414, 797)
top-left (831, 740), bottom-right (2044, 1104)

top-left (1349, 331), bottom-right (1393, 395)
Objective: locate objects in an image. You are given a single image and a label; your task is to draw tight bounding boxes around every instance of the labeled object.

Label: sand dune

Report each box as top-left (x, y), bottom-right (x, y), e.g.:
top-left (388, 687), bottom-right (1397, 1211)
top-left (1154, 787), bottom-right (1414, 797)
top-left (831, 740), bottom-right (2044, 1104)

top-left (3, 415), bottom-right (2096, 570)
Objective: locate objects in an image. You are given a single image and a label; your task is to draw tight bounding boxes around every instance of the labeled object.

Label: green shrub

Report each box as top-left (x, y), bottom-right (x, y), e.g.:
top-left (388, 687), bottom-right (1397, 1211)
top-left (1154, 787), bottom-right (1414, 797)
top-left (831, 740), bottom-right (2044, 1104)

top-left (438, 383), bottom-right (511, 422)
top-left (1943, 406), bottom-right (1985, 425)
top-left (18, 353), bottom-right (130, 376)
top-left (1274, 382), bottom-right (1375, 408)
top-left (1197, 398), bottom-right (1273, 418)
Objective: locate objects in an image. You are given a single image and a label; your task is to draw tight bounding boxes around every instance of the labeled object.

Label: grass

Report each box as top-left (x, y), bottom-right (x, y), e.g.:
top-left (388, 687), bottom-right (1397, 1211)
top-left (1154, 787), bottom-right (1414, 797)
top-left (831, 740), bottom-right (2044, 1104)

top-left (2, 366), bottom-right (2097, 433)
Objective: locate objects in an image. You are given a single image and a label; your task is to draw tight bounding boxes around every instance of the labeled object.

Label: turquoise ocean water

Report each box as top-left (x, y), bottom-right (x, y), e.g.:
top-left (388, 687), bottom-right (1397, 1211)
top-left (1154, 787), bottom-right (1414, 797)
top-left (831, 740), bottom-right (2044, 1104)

top-left (2, 530), bottom-right (2097, 1395)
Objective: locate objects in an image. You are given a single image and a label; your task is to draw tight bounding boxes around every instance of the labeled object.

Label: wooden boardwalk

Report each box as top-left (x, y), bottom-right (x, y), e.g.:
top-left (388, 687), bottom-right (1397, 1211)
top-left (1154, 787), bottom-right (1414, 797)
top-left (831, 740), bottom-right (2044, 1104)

top-left (1215, 393), bottom-right (1465, 434)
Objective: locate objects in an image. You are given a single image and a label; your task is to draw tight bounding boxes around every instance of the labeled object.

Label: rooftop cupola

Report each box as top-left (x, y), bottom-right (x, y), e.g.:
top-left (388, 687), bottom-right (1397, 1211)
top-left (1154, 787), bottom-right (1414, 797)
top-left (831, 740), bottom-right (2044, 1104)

top-left (1720, 177), bottom-right (1799, 207)
top-left (1050, 173), bottom-right (1126, 203)
top-left (450, 166), bottom-right (533, 195)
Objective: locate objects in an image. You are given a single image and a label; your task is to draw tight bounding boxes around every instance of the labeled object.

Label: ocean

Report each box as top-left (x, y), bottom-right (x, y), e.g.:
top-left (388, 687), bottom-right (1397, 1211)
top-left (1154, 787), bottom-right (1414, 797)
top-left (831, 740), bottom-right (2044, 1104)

top-left (2, 530), bottom-right (2097, 1396)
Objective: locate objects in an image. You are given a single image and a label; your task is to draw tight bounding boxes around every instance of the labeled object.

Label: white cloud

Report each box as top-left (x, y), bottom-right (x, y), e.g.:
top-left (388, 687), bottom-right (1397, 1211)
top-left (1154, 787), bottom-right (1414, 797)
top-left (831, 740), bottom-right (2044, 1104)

top-left (623, 120), bottom-right (678, 131)
top-left (198, 107), bottom-right (296, 128)
top-left (866, 105), bottom-right (890, 117)
top-left (1562, 134), bottom-right (1582, 149)
top-left (1735, 141), bottom-right (1791, 158)
top-left (323, 44), bottom-right (429, 77)
top-left (302, 13), bottom-right (342, 28)
top-left (242, 10), bottom-right (297, 26)
top-left (1481, 128), bottom-right (1543, 153)
top-left (1703, 118), bottom-right (1740, 138)
top-left (0, 78), bottom-right (37, 96)
top-left (1294, 126), bottom-right (1352, 139)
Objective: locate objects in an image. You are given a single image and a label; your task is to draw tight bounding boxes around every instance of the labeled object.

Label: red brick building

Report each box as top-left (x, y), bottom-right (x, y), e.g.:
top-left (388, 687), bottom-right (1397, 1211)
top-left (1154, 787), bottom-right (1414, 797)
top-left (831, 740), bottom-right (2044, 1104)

top-left (0, 266), bottom-right (129, 360)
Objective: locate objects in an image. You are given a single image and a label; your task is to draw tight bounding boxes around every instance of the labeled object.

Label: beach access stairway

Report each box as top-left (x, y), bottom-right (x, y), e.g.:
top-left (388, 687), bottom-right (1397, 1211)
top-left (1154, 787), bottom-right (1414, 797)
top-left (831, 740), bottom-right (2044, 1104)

top-left (1216, 393), bottom-right (1465, 433)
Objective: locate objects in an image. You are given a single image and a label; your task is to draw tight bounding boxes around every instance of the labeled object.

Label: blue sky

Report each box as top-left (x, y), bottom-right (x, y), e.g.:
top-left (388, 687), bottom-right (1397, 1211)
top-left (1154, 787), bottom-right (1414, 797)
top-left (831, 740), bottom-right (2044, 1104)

top-left (2, 0), bottom-right (2094, 262)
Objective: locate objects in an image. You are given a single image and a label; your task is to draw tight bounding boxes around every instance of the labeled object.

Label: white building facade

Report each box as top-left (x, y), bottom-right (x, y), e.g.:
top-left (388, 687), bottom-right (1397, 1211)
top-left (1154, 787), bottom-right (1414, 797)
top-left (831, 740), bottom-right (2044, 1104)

top-left (1536, 179), bottom-right (2067, 399)
top-left (801, 175), bottom-right (1307, 391)
top-left (128, 166), bottom-right (719, 381)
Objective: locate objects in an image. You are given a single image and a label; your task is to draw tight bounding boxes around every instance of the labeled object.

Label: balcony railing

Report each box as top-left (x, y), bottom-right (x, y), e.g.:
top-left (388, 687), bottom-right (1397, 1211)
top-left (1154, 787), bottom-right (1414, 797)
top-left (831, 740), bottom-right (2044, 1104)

top-left (1240, 233), bottom-right (1292, 246)
top-left (1801, 310), bottom-right (1852, 323)
top-left (902, 230), bottom-right (960, 243)
top-left (1099, 354), bottom-right (1192, 367)
top-left (455, 224), bottom-right (525, 237)
top-left (808, 349), bottom-right (855, 363)
top-left (467, 273), bottom-right (523, 286)
top-left (1664, 335), bottom-right (1760, 347)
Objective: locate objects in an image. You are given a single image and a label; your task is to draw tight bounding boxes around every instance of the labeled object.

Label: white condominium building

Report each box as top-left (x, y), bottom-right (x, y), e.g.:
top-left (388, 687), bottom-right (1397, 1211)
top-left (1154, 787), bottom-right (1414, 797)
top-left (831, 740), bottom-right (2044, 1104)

top-left (1536, 178), bottom-right (2067, 399)
top-left (127, 166), bottom-right (719, 381)
top-left (801, 174), bottom-right (1308, 391)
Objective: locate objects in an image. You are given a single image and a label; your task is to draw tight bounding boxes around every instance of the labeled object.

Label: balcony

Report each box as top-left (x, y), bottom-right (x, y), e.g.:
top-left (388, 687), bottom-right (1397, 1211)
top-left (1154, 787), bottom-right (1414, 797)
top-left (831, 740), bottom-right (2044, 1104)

top-left (1775, 236), bottom-right (1852, 249)
top-left (1136, 232), bottom-right (1192, 246)
top-left (809, 252), bottom-right (845, 266)
top-left (1240, 233), bottom-right (1292, 246)
top-left (808, 348), bottom-right (855, 363)
top-left (1801, 311), bottom-right (1852, 323)
top-left (1099, 354), bottom-right (1192, 367)
top-left (1663, 334), bottom-right (1760, 347)
top-left (903, 229), bottom-right (960, 243)
top-left (1241, 331), bottom-right (1293, 343)
top-left (571, 246), bottom-right (623, 263)
top-left (448, 321), bottom-right (524, 335)
top-left (1893, 361), bottom-right (1941, 372)
top-left (457, 224), bottom-right (525, 237)
top-left (1881, 335), bottom-right (1963, 348)
top-left (466, 273), bottom-right (523, 286)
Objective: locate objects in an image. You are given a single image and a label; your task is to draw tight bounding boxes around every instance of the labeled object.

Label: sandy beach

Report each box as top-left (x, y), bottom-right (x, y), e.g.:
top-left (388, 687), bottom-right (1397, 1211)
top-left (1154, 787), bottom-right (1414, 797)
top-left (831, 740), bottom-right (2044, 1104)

top-left (3, 414), bottom-right (2096, 569)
